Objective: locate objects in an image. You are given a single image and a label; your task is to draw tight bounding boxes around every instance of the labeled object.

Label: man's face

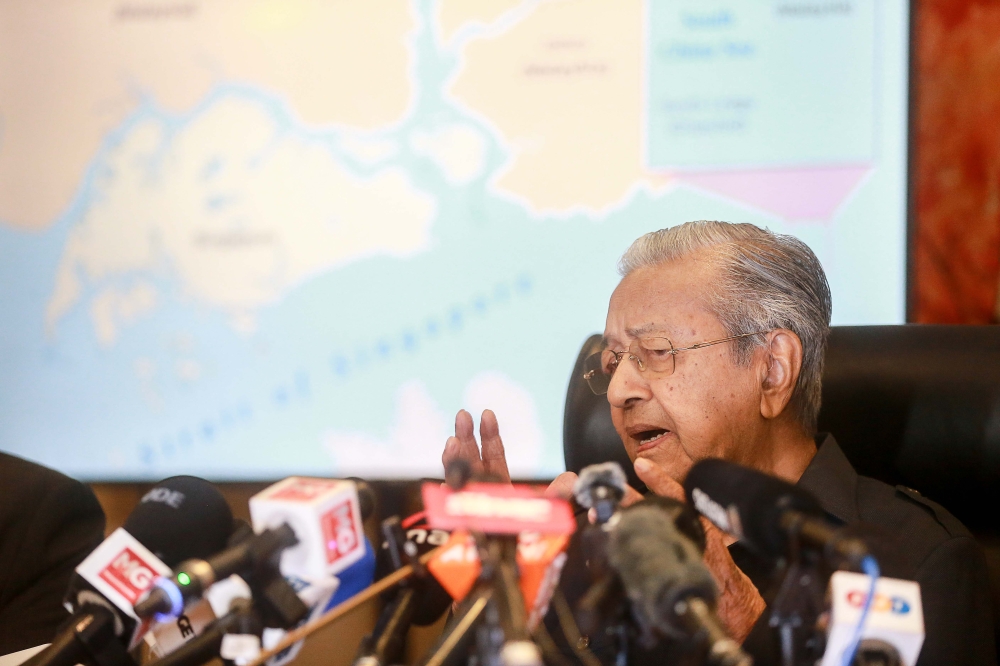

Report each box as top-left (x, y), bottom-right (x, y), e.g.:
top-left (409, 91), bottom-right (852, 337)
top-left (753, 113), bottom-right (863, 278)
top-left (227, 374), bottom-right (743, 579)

top-left (604, 252), bottom-right (767, 483)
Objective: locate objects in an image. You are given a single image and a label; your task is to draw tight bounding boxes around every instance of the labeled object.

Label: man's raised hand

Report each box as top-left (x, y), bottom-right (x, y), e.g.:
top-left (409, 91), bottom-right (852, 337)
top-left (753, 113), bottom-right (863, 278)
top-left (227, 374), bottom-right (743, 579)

top-left (442, 409), bottom-right (511, 484)
top-left (439, 410), bottom-right (645, 508)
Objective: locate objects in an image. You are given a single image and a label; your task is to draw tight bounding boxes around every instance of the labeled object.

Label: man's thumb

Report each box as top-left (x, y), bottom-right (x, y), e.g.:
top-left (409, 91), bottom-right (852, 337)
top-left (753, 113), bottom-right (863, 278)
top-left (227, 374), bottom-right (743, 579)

top-left (633, 457), bottom-right (685, 502)
top-left (545, 471), bottom-right (578, 500)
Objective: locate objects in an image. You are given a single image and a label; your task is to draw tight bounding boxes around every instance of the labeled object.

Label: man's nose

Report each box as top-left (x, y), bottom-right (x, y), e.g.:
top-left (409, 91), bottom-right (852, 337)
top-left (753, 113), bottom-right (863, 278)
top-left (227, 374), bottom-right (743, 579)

top-left (606, 353), bottom-right (651, 407)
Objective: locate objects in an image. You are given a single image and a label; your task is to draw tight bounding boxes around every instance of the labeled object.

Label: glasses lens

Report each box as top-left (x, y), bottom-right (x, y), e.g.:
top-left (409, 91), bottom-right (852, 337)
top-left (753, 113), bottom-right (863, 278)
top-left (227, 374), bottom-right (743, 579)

top-left (582, 351), bottom-right (612, 395)
top-left (636, 337), bottom-right (676, 375)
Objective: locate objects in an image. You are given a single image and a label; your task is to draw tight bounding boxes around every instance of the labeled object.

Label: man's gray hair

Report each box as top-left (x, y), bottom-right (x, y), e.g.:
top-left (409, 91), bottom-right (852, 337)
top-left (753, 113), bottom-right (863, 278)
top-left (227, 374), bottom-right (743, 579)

top-left (618, 221), bottom-right (832, 433)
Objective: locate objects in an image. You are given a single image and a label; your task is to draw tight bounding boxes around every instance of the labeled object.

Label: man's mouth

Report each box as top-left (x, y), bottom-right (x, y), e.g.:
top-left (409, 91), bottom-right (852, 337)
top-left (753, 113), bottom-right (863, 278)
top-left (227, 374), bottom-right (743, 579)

top-left (633, 428), bottom-right (670, 452)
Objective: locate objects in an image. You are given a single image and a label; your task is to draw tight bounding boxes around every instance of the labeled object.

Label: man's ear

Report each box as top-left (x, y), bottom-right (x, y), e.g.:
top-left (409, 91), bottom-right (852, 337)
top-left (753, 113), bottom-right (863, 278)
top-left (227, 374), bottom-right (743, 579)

top-left (759, 329), bottom-right (803, 420)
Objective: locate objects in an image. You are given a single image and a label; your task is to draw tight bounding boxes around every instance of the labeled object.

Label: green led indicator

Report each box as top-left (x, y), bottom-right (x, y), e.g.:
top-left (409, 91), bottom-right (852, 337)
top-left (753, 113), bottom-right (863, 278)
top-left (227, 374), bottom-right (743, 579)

top-left (177, 572), bottom-right (191, 586)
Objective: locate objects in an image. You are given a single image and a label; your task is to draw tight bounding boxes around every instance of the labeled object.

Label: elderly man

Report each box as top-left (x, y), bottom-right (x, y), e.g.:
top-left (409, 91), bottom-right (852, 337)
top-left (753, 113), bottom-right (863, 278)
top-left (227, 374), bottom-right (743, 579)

top-left (442, 221), bottom-right (996, 665)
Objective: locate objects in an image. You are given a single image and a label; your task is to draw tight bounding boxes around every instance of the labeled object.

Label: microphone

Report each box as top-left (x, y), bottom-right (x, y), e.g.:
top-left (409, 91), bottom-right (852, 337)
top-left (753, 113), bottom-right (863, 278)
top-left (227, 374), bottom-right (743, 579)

top-left (684, 458), bottom-right (870, 567)
top-left (607, 500), bottom-right (751, 666)
top-left (249, 478), bottom-right (377, 666)
top-left (249, 477), bottom-right (370, 582)
top-left (419, 476), bottom-right (575, 666)
top-left (572, 461), bottom-right (629, 646)
top-left (134, 525), bottom-right (298, 620)
top-left (139, 477), bottom-right (376, 619)
top-left (25, 477), bottom-right (233, 666)
top-left (144, 574), bottom-right (253, 660)
top-left (573, 462), bottom-right (628, 524)
top-left (125, 478), bottom-right (235, 567)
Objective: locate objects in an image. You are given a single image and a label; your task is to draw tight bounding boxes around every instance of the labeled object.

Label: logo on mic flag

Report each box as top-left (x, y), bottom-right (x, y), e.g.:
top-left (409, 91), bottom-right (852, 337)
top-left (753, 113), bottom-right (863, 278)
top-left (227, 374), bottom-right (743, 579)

top-left (249, 477), bottom-right (367, 580)
top-left (421, 482), bottom-right (575, 535)
top-left (99, 547), bottom-right (158, 604)
top-left (75, 528), bottom-right (172, 619)
top-left (320, 498), bottom-right (359, 565)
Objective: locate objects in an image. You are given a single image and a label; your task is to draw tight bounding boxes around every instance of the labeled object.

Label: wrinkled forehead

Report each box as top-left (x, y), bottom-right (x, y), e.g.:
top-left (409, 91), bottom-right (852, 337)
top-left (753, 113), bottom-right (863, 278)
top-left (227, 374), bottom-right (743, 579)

top-left (603, 257), bottom-right (722, 346)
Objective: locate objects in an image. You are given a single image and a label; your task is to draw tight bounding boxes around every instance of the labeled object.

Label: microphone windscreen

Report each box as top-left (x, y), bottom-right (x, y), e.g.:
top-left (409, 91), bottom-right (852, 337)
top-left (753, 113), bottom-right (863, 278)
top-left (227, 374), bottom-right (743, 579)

top-left (573, 462), bottom-right (627, 508)
top-left (608, 501), bottom-right (716, 639)
top-left (123, 476), bottom-right (233, 567)
top-left (683, 458), bottom-right (823, 558)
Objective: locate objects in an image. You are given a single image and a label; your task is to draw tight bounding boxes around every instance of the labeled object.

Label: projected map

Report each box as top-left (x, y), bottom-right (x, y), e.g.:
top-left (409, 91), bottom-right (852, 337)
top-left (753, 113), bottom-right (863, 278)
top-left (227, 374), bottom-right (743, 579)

top-left (0, 0), bottom-right (910, 479)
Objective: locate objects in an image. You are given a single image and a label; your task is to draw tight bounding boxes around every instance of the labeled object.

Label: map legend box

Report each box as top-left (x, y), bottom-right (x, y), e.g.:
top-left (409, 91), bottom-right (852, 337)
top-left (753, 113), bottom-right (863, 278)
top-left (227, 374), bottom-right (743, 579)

top-left (646, 1), bottom-right (877, 170)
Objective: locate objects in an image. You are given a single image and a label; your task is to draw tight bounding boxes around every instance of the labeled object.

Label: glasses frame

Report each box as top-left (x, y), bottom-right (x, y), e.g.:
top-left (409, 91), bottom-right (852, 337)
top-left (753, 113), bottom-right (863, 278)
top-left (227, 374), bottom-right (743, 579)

top-left (582, 330), bottom-right (771, 395)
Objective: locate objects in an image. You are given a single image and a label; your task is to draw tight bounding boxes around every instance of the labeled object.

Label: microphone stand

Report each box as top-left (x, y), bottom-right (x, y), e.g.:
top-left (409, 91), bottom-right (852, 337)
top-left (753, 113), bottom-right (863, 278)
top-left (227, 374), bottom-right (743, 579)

top-left (22, 606), bottom-right (135, 666)
top-left (416, 460), bottom-right (543, 666)
top-left (352, 517), bottom-right (422, 666)
top-left (767, 522), bottom-right (828, 666)
top-left (418, 531), bottom-right (542, 666)
top-left (418, 584), bottom-right (494, 666)
top-left (575, 481), bottom-right (629, 666)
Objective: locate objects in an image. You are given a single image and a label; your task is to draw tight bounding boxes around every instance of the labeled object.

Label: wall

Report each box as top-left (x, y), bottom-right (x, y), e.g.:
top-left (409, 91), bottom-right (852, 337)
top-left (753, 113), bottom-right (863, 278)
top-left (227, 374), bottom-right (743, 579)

top-left (912, 0), bottom-right (1000, 322)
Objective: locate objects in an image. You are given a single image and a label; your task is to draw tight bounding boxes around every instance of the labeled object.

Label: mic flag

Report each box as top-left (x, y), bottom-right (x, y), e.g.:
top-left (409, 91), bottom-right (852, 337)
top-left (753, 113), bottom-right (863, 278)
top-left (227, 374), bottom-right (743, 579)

top-left (822, 572), bottom-right (924, 666)
top-left (421, 482), bottom-right (575, 535)
top-left (425, 530), bottom-right (569, 630)
top-left (249, 477), bottom-right (368, 583)
top-left (74, 528), bottom-right (171, 633)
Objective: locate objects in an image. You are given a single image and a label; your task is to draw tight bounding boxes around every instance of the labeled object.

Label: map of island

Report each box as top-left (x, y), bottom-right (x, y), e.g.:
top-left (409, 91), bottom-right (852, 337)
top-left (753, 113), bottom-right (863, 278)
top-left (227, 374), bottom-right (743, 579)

top-left (46, 98), bottom-right (437, 339)
top-left (0, 0), bottom-right (417, 231)
top-left (448, 0), bottom-right (661, 216)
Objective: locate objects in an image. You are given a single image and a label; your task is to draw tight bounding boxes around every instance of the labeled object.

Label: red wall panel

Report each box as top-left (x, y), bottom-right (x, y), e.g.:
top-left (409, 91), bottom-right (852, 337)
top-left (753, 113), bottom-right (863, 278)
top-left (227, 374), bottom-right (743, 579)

top-left (913, 0), bottom-right (1000, 322)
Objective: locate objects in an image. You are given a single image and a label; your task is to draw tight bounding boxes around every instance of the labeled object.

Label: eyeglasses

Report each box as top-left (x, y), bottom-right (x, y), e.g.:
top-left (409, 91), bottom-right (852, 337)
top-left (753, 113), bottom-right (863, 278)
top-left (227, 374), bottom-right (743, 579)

top-left (581, 331), bottom-right (770, 395)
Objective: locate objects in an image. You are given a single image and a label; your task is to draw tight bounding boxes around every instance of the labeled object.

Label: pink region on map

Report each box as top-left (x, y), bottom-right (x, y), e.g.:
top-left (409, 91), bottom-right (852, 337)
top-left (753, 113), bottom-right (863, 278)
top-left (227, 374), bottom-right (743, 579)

top-left (677, 166), bottom-right (873, 221)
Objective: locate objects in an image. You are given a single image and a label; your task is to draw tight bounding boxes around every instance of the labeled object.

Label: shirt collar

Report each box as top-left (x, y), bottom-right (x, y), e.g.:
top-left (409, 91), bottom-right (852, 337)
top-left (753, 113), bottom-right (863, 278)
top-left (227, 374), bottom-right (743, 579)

top-left (796, 433), bottom-right (860, 525)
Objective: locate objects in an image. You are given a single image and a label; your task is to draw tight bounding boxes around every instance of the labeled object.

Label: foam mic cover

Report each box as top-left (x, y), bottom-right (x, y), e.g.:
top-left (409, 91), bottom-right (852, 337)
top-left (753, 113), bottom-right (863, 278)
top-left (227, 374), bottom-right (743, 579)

top-left (574, 462), bottom-right (628, 524)
top-left (683, 458), bottom-right (824, 558)
top-left (574, 462), bottom-right (628, 508)
top-left (124, 475), bottom-right (234, 567)
top-left (608, 500), bottom-right (716, 640)
top-left (374, 512), bottom-right (453, 626)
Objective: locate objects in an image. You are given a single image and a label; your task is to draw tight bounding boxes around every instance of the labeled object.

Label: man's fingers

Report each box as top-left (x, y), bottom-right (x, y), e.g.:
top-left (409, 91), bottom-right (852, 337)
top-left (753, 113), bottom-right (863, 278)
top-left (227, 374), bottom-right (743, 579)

top-left (544, 472), bottom-right (578, 500)
top-left (454, 409), bottom-right (483, 469)
top-left (479, 409), bottom-right (511, 483)
top-left (633, 457), bottom-right (685, 502)
top-left (621, 483), bottom-right (645, 507)
top-left (442, 436), bottom-right (461, 468)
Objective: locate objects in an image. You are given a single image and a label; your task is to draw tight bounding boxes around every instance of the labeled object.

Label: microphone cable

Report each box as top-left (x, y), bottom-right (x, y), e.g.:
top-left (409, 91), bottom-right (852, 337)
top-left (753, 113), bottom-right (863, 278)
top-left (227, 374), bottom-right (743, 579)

top-left (841, 556), bottom-right (881, 666)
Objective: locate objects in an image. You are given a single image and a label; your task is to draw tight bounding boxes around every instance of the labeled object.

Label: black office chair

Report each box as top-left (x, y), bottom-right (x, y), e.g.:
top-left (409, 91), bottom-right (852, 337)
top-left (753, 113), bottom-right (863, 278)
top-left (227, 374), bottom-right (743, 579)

top-left (562, 325), bottom-right (1000, 644)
